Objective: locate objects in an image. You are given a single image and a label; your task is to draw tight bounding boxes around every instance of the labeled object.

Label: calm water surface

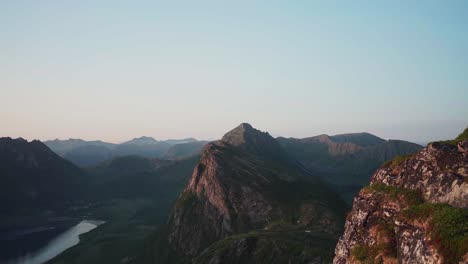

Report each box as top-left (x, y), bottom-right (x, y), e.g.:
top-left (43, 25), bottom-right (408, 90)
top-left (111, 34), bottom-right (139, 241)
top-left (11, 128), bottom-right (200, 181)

top-left (5, 220), bottom-right (104, 264)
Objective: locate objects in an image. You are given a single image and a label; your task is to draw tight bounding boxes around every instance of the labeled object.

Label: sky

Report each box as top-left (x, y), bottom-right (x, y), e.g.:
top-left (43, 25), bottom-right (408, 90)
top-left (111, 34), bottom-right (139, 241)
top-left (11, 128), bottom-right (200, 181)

top-left (1, 1), bottom-right (467, 143)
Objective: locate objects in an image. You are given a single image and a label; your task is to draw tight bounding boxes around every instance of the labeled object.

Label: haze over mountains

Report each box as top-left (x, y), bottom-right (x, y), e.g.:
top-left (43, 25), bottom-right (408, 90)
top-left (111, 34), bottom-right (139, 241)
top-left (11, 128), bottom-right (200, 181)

top-left (1, 124), bottom-right (465, 264)
top-left (2, 1), bottom-right (466, 263)
top-left (0, 137), bottom-right (201, 263)
top-left (44, 137), bottom-right (208, 166)
top-left (9, 127), bottom-right (422, 206)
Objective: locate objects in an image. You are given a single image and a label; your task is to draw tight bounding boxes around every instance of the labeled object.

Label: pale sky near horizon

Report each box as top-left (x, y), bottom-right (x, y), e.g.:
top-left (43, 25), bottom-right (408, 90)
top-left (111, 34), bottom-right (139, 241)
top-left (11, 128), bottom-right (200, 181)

top-left (1, 1), bottom-right (467, 143)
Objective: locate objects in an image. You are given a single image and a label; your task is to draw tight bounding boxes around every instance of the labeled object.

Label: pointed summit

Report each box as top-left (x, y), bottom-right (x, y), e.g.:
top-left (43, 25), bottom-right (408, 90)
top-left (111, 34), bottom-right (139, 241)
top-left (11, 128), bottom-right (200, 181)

top-left (221, 123), bottom-right (260, 145)
top-left (122, 136), bottom-right (159, 145)
top-left (221, 123), bottom-right (285, 160)
top-left (160, 124), bottom-right (346, 262)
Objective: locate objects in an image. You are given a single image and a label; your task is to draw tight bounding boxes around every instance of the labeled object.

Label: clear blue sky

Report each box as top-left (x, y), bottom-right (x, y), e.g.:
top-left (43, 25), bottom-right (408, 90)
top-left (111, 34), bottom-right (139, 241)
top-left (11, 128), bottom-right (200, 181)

top-left (1, 1), bottom-right (467, 143)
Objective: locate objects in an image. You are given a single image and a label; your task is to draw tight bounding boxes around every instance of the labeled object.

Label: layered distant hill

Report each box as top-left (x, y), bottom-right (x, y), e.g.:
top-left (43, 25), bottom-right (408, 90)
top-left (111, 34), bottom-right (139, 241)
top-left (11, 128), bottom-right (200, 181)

top-left (277, 133), bottom-right (422, 202)
top-left (163, 141), bottom-right (209, 160)
top-left (0, 137), bottom-right (88, 213)
top-left (44, 137), bottom-right (208, 166)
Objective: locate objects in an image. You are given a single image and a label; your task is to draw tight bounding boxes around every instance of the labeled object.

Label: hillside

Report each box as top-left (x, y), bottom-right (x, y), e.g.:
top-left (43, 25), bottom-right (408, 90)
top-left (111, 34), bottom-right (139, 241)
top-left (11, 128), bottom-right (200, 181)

top-left (163, 141), bottom-right (208, 160)
top-left (0, 137), bottom-right (88, 213)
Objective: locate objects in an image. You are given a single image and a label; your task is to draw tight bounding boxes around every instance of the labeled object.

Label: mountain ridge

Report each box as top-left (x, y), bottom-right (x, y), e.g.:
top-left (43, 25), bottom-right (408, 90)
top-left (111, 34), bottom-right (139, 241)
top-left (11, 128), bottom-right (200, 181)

top-left (277, 134), bottom-right (422, 202)
top-left (44, 137), bottom-right (205, 166)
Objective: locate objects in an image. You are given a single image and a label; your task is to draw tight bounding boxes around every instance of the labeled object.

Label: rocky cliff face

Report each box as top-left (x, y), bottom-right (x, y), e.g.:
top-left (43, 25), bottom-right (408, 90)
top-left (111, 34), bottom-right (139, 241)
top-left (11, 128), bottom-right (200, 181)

top-left (161, 124), bottom-right (347, 263)
top-left (334, 135), bottom-right (468, 264)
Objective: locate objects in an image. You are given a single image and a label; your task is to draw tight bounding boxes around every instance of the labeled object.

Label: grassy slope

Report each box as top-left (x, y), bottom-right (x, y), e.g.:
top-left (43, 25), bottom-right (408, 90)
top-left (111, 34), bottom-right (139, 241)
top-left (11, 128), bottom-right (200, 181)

top-left (193, 223), bottom-right (338, 264)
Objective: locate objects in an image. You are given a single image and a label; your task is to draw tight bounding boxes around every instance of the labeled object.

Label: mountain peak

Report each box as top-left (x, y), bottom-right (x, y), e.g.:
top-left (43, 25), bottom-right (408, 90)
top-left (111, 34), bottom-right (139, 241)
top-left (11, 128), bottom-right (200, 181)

top-left (164, 125), bottom-right (346, 261)
top-left (123, 136), bottom-right (159, 145)
top-left (222, 123), bottom-right (267, 146)
top-left (221, 123), bottom-right (286, 158)
top-left (133, 136), bottom-right (157, 141)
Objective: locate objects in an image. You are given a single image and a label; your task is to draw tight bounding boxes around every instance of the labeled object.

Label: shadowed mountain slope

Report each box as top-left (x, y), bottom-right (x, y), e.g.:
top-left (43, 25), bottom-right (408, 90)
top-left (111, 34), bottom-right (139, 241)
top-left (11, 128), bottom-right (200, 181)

top-left (0, 137), bottom-right (88, 213)
top-left (277, 134), bottom-right (422, 202)
top-left (141, 124), bottom-right (347, 264)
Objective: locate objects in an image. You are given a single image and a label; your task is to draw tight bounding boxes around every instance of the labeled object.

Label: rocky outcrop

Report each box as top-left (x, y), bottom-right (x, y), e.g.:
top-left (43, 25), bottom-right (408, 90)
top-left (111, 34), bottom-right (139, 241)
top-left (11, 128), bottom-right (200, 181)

top-left (165, 124), bottom-right (347, 263)
top-left (334, 138), bottom-right (468, 264)
top-left (372, 142), bottom-right (468, 208)
top-left (301, 134), bottom-right (365, 156)
top-left (167, 141), bottom-right (274, 256)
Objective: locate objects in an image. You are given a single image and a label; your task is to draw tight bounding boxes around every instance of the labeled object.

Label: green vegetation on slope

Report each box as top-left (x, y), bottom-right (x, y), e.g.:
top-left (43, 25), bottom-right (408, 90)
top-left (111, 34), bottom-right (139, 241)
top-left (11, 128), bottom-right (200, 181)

top-left (432, 127), bottom-right (468, 145)
top-left (363, 183), bottom-right (423, 206)
top-left (48, 199), bottom-right (161, 264)
top-left (404, 203), bottom-right (468, 263)
top-left (356, 183), bottom-right (467, 264)
top-left (194, 227), bottom-right (337, 264)
top-left (381, 154), bottom-right (415, 168)
top-left (455, 127), bottom-right (468, 141)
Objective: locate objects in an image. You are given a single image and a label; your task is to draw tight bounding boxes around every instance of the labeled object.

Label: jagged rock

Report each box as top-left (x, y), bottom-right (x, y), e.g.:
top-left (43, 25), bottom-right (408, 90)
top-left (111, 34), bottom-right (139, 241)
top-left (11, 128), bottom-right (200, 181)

top-left (333, 138), bottom-right (468, 264)
top-left (371, 142), bottom-right (468, 208)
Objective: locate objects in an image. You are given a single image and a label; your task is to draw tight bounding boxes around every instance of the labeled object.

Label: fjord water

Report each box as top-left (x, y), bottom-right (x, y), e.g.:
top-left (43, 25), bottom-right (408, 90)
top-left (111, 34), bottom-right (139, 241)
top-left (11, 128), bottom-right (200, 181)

top-left (5, 220), bottom-right (104, 264)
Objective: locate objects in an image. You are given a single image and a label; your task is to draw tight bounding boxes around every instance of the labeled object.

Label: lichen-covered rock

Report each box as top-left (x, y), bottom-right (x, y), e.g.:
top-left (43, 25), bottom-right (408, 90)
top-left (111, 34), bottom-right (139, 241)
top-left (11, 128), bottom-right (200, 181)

top-left (372, 142), bottom-right (468, 207)
top-left (334, 139), bottom-right (468, 264)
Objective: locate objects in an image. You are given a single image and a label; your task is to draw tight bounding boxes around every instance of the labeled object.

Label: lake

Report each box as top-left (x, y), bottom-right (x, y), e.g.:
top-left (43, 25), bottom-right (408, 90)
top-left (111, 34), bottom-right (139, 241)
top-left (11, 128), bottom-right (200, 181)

top-left (2, 220), bottom-right (104, 264)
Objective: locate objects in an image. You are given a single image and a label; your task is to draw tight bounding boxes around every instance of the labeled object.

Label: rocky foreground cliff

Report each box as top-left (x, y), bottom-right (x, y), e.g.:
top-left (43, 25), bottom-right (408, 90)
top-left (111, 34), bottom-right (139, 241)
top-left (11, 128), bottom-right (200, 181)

top-left (334, 130), bottom-right (468, 264)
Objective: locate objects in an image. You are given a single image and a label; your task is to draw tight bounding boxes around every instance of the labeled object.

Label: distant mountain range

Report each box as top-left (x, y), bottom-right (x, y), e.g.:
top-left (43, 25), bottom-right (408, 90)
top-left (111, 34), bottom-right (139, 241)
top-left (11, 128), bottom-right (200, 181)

top-left (44, 137), bottom-right (207, 166)
top-left (1, 125), bottom-right (430, 264)
top-left (277, 133), bottom-right (422, 202)
top-left (0, 136), bottom-right (201, 263)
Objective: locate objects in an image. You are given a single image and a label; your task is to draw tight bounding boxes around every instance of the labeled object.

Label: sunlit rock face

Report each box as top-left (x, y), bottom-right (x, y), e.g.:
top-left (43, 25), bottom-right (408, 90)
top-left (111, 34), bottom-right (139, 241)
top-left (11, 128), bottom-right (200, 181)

top-left (166, 124), bottom-right (346, 262)
top-left (334, 139), bottom-right (468, 264)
